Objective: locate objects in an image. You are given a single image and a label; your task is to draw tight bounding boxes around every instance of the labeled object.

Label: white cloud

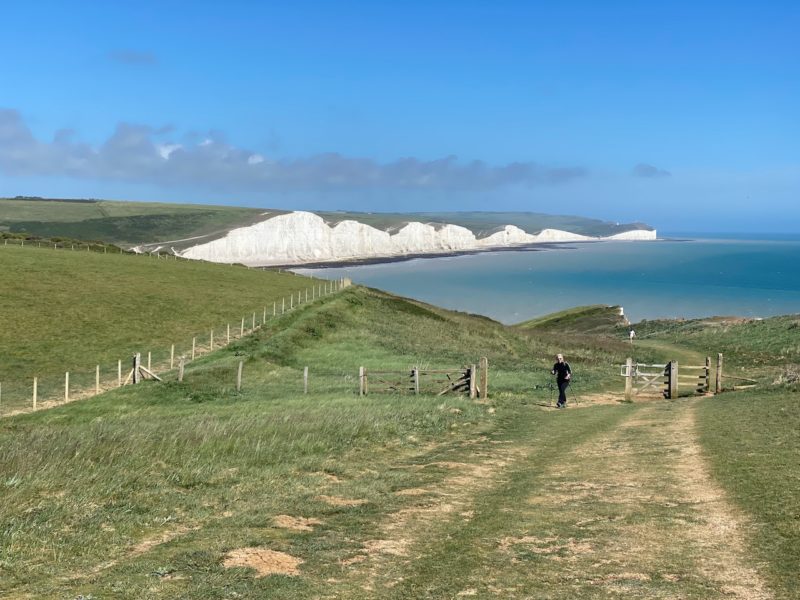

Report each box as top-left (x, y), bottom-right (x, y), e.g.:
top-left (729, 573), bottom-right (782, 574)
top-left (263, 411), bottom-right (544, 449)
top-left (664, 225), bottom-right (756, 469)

top-left (0, 109), bottom-right (588, 192)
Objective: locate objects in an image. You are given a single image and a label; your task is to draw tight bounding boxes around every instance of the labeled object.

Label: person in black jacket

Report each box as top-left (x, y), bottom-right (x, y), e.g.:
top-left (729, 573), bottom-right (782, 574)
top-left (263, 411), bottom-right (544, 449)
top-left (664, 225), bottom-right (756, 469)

top-left (551, 354), bottom-right (571, 408)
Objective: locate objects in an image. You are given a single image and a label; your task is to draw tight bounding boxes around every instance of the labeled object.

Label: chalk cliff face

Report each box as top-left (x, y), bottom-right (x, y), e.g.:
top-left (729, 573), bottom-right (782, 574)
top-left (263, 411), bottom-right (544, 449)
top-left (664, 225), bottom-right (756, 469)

top-left (180, 211), bottom-right (656, 265)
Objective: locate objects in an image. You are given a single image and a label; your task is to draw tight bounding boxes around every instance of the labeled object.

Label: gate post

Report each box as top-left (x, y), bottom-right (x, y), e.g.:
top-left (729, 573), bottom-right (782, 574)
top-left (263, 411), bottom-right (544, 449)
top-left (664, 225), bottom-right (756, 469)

top-left (413, 367), bottom-right (420, 395)
top-left (469, 364), bottom-right (477, 399)
top-left (667, 361), bottom-right (678, 399)
top-left (133, 353), bottom-right (142, 385)
top-left (715, 353), bottom-right (723, 394)
top-left (624, 357), bottom-right (633, 401)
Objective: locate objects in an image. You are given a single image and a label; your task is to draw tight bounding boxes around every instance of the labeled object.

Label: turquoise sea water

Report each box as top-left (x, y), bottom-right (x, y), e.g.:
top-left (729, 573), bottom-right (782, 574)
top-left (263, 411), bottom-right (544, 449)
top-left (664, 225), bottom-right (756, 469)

top-left (296, 237), bottom-right (800, 324)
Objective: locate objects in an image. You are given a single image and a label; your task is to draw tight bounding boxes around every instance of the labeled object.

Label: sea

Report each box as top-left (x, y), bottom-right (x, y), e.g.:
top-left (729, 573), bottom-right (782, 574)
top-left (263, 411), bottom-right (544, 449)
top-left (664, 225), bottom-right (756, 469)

top-left (294, 234), bottom-right (800, 325)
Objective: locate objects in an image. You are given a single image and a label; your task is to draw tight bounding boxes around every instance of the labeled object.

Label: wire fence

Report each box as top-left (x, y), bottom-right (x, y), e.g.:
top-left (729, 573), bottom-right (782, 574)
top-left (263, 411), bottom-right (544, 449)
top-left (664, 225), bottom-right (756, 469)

top-left (0, 277), bottom-right (351, 417)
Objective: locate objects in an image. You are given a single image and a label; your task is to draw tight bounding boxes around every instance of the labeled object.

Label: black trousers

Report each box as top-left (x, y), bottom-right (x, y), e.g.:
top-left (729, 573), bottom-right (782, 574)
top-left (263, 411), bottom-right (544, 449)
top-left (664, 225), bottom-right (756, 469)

top-left (557, 380), bottom-right (569, 406)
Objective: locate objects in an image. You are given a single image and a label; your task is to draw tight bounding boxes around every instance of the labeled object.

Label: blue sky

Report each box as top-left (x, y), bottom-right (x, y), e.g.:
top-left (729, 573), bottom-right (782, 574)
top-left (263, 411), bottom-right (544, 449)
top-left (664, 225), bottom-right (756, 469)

top-left (1, 1), bottom-right (798, 231)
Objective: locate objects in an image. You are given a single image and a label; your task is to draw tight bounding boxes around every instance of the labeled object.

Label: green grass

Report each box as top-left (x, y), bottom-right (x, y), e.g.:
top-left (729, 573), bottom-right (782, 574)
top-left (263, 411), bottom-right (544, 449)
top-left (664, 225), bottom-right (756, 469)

top-left (1, 258), bottom-right (797, 598)
top-left (516, 304), bottom-right (626, 333)
top-left (0, 282), bottom-right (798, 598)
top-left (632, 315), bottom-right (800, 386)
top-left (697, 388), bottom-right (800, 599)
top-left (0, 197), bottom-right (267, 245)
top-left (0, 245), bottom-right (327, 412)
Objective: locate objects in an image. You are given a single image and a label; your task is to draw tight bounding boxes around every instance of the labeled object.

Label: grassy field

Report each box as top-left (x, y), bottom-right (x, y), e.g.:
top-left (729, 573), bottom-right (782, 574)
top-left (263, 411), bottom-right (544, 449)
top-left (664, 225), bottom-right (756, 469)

top-left (0, 197), bottom-right (267, 245)
top-left (1, 256), bottom-right (797, 598)
top-left (0, 245), bottom-right (331, 413)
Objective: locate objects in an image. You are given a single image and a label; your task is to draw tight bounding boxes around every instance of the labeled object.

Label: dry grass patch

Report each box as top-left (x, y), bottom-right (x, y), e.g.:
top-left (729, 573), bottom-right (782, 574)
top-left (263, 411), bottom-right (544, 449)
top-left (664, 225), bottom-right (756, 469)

top-left (273, 515), bottom-right (323, 531)
top-left (222, 547), bottom-right (303, 577)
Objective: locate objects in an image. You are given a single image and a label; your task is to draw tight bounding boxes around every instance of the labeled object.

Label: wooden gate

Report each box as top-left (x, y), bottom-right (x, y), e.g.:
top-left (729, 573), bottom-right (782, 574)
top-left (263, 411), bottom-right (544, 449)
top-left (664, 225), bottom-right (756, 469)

top-left (359, 358), bottom-right (488, 398)
top-left (622, 359), bottom-right (669, 400)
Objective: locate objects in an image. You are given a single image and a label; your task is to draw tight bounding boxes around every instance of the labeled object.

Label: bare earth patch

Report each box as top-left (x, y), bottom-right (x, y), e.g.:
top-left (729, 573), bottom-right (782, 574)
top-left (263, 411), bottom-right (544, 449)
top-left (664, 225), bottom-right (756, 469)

top-left (222, 547), bottom-right (303, 577)
top-left (273, 515), bottom-right (323, 531)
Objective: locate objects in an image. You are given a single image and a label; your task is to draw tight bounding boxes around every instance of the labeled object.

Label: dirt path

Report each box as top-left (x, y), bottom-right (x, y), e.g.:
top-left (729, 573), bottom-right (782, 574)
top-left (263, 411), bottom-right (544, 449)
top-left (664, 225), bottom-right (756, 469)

top-left (329, 401), bottom-right (773, 599)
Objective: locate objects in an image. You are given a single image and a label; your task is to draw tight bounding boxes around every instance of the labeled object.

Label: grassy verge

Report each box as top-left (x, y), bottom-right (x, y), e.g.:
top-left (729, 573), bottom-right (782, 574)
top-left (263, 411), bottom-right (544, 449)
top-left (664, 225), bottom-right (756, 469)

top-left (696, 388), bottom-right (800, 599)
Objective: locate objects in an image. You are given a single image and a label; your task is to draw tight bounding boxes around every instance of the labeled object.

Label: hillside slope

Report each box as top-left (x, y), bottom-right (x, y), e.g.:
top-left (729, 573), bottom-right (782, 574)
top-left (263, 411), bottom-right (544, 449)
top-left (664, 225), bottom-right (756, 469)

top-left (1, 285), bottom-right (796, 599)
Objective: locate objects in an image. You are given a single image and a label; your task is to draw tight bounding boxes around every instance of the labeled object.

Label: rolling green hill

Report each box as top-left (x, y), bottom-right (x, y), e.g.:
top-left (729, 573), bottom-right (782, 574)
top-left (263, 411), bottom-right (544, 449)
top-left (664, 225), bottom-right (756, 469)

top-left (1, 197), bottom-right (654, 249)
top-left (0, 279), bottom-right (797, 598)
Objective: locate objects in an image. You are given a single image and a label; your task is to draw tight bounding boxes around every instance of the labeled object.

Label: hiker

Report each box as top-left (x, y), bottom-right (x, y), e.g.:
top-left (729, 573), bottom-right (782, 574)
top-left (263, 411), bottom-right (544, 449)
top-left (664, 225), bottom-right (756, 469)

top-left (551, 353), bottom-right (572, 408)
top-left (629, 329), bottom-right (636, 343)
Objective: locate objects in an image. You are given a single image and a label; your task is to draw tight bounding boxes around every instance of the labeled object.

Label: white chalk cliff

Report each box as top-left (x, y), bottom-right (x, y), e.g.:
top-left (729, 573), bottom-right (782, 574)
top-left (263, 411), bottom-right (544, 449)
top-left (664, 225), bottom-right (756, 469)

top-left (180, 211), bottom-right (656, 266)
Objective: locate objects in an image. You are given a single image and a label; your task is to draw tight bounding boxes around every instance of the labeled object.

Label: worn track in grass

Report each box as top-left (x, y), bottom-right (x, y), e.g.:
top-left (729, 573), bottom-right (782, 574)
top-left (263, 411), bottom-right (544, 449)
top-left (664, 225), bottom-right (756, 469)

top-left (325, 400), bottom-right (772, 599)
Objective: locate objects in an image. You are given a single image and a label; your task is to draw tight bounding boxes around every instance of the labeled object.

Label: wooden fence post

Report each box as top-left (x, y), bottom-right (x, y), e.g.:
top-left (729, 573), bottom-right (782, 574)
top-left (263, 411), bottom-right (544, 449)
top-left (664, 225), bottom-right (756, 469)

top-left (240, 318), bottom-right (244, 337)
top-left (668, 361), bottom-right (678, 399)
top-left (413, 367), bottom-right (420, 395)
top-left (236, 361), bottom-right (243, 392)
top-left (170, 344), bottom-right (175, 369)
top-left (227, 323), bottom-right (231, 344)
top-left (273, 301), bottom-right (276, 316)
top-left (624, 357), bottom-right (633, 401)
top-left (290, 295), bottom-right (293, 310)
top-left (304, 366), bottom-right (309, 394)
top-left (716, 353), bottom-right (723, 394)
top-left (178, 356), bottom-right (185, 382)
top-left (65, 371), bottom-right (69, 403)
top-left (479, 356), bottom-right (489, 398)
top-left (359, 367), bottom-right (365, 396)
top-left (263, 306), bottom-right (267, 324)
top-left (96, 365), bottom-right (100, 395)
top-left (118, 359), bottom-right (122, 387)
top-left (33, 377), bottom-right (37, 409)
top-left (147, 351), bottom-right (152, 372)
top-left (282, 298), bottom-right (285, 314)
top-left (469, 364), bottom-right (477, 399)
top-left (192, 337), bottom-right (196, 360)
top-left (704, 356), bottom-right (711, 393)
top-left (133, 353), bottom-right (142, 384)
top-left (210, 329), bottom-right (214, 350)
